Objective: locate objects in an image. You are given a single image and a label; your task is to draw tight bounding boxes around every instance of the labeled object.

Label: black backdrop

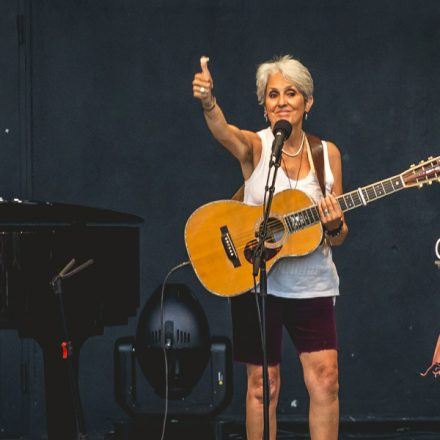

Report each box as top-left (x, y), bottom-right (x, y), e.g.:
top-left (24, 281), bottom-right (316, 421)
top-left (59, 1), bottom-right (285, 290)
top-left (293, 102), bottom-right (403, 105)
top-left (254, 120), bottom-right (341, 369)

top-left (1, 0), bottom-right (439, 437)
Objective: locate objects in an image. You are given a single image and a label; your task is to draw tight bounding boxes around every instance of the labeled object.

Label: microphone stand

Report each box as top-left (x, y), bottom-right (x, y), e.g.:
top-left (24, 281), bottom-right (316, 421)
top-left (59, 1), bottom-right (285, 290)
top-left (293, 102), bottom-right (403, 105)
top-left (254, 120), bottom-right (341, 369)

top-left (252, 153), bottom-right (282, 440)
top-left (50, 258), bottom-right (94, 440)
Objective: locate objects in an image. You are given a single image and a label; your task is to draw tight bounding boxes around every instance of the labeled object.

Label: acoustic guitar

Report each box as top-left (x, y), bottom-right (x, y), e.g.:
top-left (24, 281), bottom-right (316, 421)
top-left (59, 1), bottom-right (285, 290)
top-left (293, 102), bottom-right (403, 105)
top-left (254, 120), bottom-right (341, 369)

top-left (185, 157), bottom-right (440, 297)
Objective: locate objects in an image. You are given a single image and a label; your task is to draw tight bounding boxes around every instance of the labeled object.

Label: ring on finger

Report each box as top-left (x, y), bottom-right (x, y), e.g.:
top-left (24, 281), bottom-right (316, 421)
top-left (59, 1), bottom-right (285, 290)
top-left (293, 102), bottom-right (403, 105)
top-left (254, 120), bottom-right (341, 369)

top-left (324, 209), bottom-right (330, 215)
top-left (200, 86), bottom-right (206, 94)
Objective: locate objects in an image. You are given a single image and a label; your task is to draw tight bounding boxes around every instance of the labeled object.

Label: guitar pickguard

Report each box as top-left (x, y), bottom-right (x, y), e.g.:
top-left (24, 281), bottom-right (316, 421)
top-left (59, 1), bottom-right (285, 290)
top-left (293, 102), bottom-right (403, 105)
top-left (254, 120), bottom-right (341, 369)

top-left (244, 216), bottom-right (286, 263)
top-left (244, 239), bottom-right (281, 264)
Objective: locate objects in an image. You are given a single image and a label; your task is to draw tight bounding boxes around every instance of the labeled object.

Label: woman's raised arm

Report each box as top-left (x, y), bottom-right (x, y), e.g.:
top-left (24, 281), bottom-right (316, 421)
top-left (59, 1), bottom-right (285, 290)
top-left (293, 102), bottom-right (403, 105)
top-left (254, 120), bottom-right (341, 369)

top-left (192, 57), bottom-right (259, 178)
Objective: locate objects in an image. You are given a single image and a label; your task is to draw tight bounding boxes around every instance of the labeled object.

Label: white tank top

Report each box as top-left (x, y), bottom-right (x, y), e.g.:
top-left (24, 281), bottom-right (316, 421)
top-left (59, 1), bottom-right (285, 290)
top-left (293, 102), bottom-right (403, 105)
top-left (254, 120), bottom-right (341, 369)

top-left (244, 127), bottom-right (340, 299)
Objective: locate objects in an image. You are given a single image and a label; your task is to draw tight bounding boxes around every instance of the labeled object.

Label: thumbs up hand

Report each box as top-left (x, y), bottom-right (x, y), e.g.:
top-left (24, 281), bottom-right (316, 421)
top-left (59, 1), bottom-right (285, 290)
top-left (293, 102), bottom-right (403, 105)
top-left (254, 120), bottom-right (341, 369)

top-left (192, 56), bottom-right (215, 109)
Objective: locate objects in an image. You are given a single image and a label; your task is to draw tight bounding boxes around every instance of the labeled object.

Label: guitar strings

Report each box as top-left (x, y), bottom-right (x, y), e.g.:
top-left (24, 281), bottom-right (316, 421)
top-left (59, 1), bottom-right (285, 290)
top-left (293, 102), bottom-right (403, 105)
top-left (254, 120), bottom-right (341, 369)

top-left (190, 208), bottom-right (322, 263)
top-left (198, 205), bottom-right (321, 260)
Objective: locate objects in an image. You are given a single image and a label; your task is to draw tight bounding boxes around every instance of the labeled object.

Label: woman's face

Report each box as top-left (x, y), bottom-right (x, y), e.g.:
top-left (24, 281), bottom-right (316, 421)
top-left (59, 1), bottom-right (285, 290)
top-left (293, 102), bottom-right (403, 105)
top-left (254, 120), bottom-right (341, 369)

top-left (264, 71), bottom-right (313, 129)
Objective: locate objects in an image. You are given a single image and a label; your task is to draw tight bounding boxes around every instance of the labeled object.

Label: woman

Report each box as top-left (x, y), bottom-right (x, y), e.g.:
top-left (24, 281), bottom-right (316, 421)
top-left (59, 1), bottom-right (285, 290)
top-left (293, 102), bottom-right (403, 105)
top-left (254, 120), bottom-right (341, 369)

top-left (192, 55), bottom-right (348, 440)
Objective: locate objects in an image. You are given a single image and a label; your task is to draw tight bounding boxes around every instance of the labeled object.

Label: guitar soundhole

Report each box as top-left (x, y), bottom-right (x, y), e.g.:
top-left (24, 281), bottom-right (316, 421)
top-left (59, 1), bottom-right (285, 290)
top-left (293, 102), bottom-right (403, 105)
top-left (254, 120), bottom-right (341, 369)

top-left (259, 217), bottom-right (285, 243)
top-left (244, 217), bottom-right (284, 264)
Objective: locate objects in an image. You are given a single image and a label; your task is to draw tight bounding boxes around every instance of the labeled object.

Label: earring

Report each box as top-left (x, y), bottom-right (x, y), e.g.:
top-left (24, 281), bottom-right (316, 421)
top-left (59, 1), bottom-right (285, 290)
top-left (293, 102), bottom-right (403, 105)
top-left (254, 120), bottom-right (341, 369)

top-left (304, 112), bottom-right (308, 121)
top-left (264, 109), bottom-right (268, 122)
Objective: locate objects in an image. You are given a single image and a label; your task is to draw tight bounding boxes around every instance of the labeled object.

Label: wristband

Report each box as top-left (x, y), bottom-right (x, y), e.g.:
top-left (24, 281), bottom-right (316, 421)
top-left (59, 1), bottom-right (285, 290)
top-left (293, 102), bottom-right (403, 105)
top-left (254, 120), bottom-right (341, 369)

top-left (202, 96), bottom-right (216, 112)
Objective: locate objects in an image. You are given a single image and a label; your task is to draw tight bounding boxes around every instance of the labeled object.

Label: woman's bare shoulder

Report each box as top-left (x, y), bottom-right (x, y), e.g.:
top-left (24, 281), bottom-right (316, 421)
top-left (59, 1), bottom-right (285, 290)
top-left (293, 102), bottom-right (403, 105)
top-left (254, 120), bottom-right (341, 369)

top-left (326, 140), bottom-right (341, 161)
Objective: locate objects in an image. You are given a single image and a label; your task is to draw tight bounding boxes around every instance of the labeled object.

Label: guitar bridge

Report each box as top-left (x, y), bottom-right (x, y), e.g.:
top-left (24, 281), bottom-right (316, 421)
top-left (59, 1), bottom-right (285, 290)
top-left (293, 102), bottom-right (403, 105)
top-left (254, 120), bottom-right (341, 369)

top-left (220, 226), bottom-right (241, 268)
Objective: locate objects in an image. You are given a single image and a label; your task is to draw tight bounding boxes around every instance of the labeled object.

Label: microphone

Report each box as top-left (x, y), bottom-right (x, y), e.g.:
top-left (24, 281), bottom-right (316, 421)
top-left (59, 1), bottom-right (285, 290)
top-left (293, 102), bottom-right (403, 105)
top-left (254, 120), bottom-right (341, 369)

top-left (271, 120), bottom-right (292, 165)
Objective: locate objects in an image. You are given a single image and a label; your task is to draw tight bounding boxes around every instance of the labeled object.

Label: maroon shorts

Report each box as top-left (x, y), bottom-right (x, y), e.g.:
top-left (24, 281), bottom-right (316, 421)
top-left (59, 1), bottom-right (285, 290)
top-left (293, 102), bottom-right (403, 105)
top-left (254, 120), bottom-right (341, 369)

top-left (230, 293), bottom-right (338, 365)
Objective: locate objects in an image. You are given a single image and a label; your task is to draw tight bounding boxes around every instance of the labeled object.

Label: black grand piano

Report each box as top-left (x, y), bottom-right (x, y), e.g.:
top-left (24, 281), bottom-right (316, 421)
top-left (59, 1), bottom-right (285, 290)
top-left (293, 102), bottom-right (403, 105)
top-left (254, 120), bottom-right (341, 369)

top-left (0, 200), bottom-right (143, 439)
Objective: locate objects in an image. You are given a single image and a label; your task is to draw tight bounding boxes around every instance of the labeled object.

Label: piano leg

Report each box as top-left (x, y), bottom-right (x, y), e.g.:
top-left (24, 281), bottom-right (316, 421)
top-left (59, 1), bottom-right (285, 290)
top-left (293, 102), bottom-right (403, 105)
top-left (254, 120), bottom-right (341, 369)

top-left (39, 337), bottom-right (87, 440)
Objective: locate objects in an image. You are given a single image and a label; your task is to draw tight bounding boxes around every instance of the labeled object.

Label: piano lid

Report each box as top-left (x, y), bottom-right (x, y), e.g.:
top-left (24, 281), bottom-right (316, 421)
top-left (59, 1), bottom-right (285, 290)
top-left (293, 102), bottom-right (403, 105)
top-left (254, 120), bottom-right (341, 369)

top-left (0, 199), bottom-right (143, 225)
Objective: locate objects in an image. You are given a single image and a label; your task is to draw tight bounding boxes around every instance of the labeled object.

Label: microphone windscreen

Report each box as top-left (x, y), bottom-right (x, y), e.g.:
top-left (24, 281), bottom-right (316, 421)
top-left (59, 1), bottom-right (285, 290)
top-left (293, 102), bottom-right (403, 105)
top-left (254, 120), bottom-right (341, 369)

top-left (273, 119), bottom-right (292, 138)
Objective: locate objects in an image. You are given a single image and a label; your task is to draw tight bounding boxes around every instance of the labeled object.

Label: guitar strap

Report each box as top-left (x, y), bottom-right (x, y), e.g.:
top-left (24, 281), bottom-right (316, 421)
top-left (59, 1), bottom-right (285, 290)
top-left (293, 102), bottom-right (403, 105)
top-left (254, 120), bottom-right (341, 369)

top-left (230, 132), bottom-right (326, 201)
top-left (306, 133), bottom-right (326, 197)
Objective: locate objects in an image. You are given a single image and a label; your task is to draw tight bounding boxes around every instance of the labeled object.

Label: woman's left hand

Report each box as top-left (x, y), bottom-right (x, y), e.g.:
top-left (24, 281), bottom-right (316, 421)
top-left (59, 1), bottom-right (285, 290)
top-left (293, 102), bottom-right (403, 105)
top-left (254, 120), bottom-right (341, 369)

top-left (317, 192), bottom-right (343, 231)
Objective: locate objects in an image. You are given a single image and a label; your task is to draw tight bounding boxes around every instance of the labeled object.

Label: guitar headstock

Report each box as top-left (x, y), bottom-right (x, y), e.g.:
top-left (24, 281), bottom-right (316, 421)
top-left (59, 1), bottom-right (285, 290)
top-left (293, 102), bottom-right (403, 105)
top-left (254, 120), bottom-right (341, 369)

top-left (401, 156), bottom-right (440, 188)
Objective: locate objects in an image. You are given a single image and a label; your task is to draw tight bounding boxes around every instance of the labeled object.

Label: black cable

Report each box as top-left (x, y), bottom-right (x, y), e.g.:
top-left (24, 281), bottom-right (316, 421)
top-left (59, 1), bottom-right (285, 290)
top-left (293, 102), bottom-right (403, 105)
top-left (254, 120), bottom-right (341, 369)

top-left (253, 275), bottom-right (266, 375)
top-left (263, 159), bottom-right (274, 213)
top-left (159, 260), bottom-right (191, 440)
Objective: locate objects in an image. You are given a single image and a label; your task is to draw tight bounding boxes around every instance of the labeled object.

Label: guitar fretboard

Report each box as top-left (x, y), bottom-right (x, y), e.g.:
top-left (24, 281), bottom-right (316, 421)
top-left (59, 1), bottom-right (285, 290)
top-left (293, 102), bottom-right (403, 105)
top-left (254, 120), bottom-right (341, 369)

top-left (284, 174), bottom-right (405, 233)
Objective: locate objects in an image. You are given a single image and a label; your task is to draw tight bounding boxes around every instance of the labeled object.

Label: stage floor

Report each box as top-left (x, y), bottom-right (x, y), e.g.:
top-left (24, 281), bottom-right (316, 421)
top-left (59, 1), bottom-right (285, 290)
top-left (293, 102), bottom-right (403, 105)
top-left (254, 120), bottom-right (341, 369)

top-left (107, 419), bottom-right (440, 440)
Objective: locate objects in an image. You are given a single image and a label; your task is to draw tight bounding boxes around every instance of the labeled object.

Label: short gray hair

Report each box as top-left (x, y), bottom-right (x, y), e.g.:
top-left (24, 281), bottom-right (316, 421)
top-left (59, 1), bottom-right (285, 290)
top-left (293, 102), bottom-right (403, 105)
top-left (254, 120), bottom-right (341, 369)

top-left (256, 55), bottom-right (314, 105)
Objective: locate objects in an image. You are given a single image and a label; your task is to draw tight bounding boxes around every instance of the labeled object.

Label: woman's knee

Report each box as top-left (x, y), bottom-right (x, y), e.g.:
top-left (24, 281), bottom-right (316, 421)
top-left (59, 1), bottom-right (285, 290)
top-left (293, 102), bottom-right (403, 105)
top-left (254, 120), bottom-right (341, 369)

top-left (305, 361), bottom-right (339, 401)
top-left (247, 364), bottom-right (280, 403)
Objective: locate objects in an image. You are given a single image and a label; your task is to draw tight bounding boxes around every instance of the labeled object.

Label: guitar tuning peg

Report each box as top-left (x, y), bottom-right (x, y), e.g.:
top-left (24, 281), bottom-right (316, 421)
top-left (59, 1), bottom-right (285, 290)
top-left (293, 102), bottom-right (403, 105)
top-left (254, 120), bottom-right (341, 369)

top-left (419, 160), bottom-right (425, 164)
top-left (428, 156), bottom-right (433, 160)
top-left (410, 163), bottom-right (415, 168)
top-left (418, 183), bottom-right (424, 189)
top-left (428, 181), bottom-right (433, 185)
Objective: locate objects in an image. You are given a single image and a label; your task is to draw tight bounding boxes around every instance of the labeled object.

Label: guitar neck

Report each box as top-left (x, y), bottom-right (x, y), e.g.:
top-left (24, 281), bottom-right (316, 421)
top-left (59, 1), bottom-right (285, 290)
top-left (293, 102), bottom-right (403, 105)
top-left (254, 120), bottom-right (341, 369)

top-left (337, 173), bottom-right (406, 212)
top-left (284, 174), bottom-right (406, 233)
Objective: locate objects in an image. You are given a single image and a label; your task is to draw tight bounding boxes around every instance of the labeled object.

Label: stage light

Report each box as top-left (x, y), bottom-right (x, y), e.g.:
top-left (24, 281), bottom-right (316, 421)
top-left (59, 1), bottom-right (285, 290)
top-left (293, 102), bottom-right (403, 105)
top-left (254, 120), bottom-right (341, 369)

top-left (134, 283), bottom-right (210, 399)
top-left (113, 283), bottom-right (232, 438)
